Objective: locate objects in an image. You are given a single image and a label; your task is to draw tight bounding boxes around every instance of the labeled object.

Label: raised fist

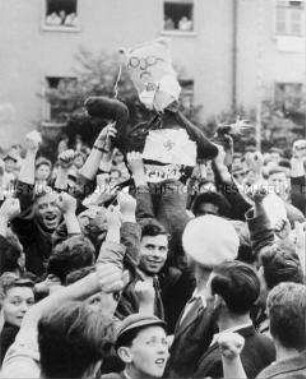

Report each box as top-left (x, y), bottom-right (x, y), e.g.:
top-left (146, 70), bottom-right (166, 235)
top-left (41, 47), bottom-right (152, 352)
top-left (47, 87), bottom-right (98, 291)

top-left (58, 149), bottom-right (75, 169)
top-left (56, 192), bottom-right (77, 214)
top-left (95, 123), bottom-right (117, 151)
top-left (118, 191), bottom-right (136, 220)
top-left (127, 151), bottom-right (145, 175)
top-left (0, 198), bottom-right (21, 220)
top-left (218, 332), bottom-right (245, 360)
top-left (96, 263), bottom-right (126, 293)
top-left (252, 187), bottom-right (268, 204)
top-left (135, 280), bottom-right (155, 305)
top-left (25, 131), bottom-right (42, 152)
top-left (106, 205), bottom-right (122, 230)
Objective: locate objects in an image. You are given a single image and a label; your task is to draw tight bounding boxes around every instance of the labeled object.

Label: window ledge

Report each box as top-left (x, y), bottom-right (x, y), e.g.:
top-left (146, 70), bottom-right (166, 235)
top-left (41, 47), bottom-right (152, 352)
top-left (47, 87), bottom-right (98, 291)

top-left (41, 121), bottom-right (67, 128)
top-left (42, 25), bottom-right (81, 33)
top-left (161, 30), bottom-right (197, 37)
top-left (274, 35), bottom-right (305, 52)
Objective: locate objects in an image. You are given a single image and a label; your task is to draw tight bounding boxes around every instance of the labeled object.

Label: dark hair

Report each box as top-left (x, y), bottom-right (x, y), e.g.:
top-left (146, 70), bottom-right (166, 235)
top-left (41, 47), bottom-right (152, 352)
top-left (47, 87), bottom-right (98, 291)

top-left (116, 324), bottom-right (166, 350)
top-left (260, 245), bottom-right (304, 290)
top-left (268, 166), bottom-right (287, 177)
top-left (192, 192), bottom-right (231, 217)
top-left (139, 219), bottom-right (168, 240)
top-left (35, 157), bottom-right (52, 170)
top-left (269, 147), bottom-right (282, 156)
top-left (47, 236), bottom-right (96, 284)
top-left (278, 159), bottom-right (291, 170)
top-left (38, 301), bottom-right (115, 379)
top-left (211, 260), bottom-right (260, 315)
top-left (0, 232), bottom-right (23, 275)
top-left (268, 282), bottom-right (306, 350)
top-left (0, 272), bottom-right (34, 302)
top-left (65, 266), bottom-right (96, 285)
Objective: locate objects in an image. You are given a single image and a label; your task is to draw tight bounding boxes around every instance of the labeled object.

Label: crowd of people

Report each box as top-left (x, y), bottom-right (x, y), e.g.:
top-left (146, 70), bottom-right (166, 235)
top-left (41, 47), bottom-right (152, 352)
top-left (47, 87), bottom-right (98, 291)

top-left (45, 10), bottom-right (78, 27)
top-left (164, 16), bottom-right (193, 31)
top-left (0, 113), bottom-right (305, 379)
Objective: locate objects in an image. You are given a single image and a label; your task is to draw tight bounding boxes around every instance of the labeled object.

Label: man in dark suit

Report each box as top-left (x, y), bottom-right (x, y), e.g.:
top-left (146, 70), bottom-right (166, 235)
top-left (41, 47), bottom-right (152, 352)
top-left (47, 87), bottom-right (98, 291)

top-left (164, 215), bottom-right (240, 378)
top-left (193, 260), bottom-right (276, 379)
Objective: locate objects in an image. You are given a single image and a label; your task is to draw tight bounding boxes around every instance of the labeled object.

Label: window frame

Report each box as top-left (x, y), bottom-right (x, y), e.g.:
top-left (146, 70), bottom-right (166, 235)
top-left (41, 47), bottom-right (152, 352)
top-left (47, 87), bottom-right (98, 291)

top-left (274, 0), bottom-right (305, 37)
top-left (42, 0), bottom-right (80, 33)
top-left (44, 76), bottom-right (77, 124)
top-left (274, 82), bottom-right (303, 111)
top-left (161, 0), bottom-right (197, 36)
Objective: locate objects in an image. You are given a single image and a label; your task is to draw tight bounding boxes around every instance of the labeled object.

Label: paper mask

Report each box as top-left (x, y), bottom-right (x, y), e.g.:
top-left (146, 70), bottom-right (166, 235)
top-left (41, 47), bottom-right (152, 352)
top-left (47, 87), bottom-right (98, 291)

top-left (121, 38), bottom-right (181, 112)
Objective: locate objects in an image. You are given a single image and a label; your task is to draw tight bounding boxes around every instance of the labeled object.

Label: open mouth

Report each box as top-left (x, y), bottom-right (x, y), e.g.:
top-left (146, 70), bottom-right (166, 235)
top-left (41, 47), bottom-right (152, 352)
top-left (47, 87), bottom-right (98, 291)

top-left (147, 258), bottom-right (163, 264)
top-left (43, 214), bottom-right (59, 228)
top-left (45, 214), bottom-right (57, 221)
top-left (155, 358), bottom-right (165, 366)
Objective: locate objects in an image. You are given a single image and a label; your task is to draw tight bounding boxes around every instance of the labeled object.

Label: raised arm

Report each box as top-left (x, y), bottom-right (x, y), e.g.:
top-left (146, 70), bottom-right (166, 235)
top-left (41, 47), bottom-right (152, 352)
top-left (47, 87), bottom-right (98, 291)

top-left (245, 189), bottom-right (274, 258)
top-left (79, 124), bottom-right (116, 182)
top-left (55, 192), bottom-right (81, 236)
top-left (213, 144), bottom-right (252, 220)
top-left (1, 263), bottom-right (125, 378)
top-left (18, 131), bottom-right (41, 186)
top-left (218, 332), bottom-right (247, 379)
top-left (54, 149), bottom-right (76, 191)
top-left (15, 131), bottom-right (41, 212)
top-left (0, 198), bottom-right (21, 238)
top-left (127, 152), bottom-right (155, 220)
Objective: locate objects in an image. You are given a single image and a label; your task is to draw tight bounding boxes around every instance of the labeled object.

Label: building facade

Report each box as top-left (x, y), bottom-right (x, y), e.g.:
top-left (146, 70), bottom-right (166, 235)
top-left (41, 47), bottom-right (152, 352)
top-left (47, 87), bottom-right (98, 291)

top-left (0, 0), bottom-right (305, 148)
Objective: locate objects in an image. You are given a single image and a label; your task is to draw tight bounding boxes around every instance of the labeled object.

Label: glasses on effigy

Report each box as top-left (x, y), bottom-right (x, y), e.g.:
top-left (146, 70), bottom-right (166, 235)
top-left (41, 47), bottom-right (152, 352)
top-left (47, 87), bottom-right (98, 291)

top-left (128, 56), bottom-right (165, 70)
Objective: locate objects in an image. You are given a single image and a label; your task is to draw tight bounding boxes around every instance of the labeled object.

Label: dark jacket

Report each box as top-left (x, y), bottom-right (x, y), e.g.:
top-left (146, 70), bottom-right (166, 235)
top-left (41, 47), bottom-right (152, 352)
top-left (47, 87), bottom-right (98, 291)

top-left (213, 162), bottom-right (252, 221)
top-left (164, 300), bottom-right (216, 379)
top-left (135, 183), bottom-right (195, 333)
top-left (0, 235), bottom-right (22, 275)
top-left (256, 350), bottom-right (306, 379)
top-left (11, 181), bottom-right (54, 277)
top-left (115, 270), bottom-right (165, 321)
top-left (0, 322), bottom-right (19, 365)
top-left (194, 325), bottom-right (276, 379)
top-left (291, 176), bottom-right (306, 216)
top-left (245, 207), bottom-right (274, 258)
top-left (100, 371), bottom-right (127, 379)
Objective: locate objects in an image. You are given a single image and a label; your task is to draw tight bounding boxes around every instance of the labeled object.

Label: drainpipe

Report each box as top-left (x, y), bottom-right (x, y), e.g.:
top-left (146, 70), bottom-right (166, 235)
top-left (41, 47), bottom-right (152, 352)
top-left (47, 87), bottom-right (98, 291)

top-left (232, 0), bottom-right (238, 111)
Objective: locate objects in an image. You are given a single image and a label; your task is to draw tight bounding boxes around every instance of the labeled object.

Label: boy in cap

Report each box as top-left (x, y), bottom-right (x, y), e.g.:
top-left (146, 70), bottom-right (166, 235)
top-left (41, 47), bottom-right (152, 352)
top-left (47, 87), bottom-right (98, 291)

top-left (102, 313), bottom-right (169, 379)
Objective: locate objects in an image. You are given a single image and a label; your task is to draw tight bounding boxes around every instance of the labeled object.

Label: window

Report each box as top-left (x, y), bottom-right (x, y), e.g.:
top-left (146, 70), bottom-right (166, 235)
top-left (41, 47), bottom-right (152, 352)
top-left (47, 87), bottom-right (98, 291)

top-left (45, 0), bottom-right (78, 28)
top-left (179, 79), bottom-right (194, 116)
top-left (275, 0), bottom-right (304, 36)
top-left (163, 0), bottom-right (194, 32)
top-left (45, 77), bottom-right (77, 123)
top-left (275, 82), bottom-right (303, 112)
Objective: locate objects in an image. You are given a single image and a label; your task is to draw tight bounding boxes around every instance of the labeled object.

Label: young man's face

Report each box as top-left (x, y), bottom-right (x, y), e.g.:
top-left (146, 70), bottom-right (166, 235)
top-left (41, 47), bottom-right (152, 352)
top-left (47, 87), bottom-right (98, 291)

top-left (36, 164), bottom-right (51, 181)
top-left (139, 235), bottom-right (168, 275)
top-left (129, 326), bottom-right (169, 378)
top-left (2, 286), bottom-right (35, 327)
top-left (36, 193), bottom-right (62, 231)
top-left (4, 158), bottom-right (17, 173)
top-left (268, 172), bottom-right (290, 198)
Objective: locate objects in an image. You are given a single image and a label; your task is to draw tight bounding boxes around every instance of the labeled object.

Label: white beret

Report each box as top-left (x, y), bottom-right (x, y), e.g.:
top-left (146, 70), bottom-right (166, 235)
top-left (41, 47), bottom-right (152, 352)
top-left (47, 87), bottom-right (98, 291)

top-left (182, 215), bottom-right (239, 267)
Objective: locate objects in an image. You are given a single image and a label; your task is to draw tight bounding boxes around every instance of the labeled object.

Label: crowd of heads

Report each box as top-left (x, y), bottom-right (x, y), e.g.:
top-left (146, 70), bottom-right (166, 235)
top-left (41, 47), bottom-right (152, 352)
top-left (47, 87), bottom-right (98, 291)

top-left (0, 120), bottom-right (305, 379)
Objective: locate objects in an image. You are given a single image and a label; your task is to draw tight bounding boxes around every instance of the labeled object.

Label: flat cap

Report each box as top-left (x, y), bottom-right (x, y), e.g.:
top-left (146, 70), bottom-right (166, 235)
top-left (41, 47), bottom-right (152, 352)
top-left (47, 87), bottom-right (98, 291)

top-left (116, 313), bottom-right (166, 346)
